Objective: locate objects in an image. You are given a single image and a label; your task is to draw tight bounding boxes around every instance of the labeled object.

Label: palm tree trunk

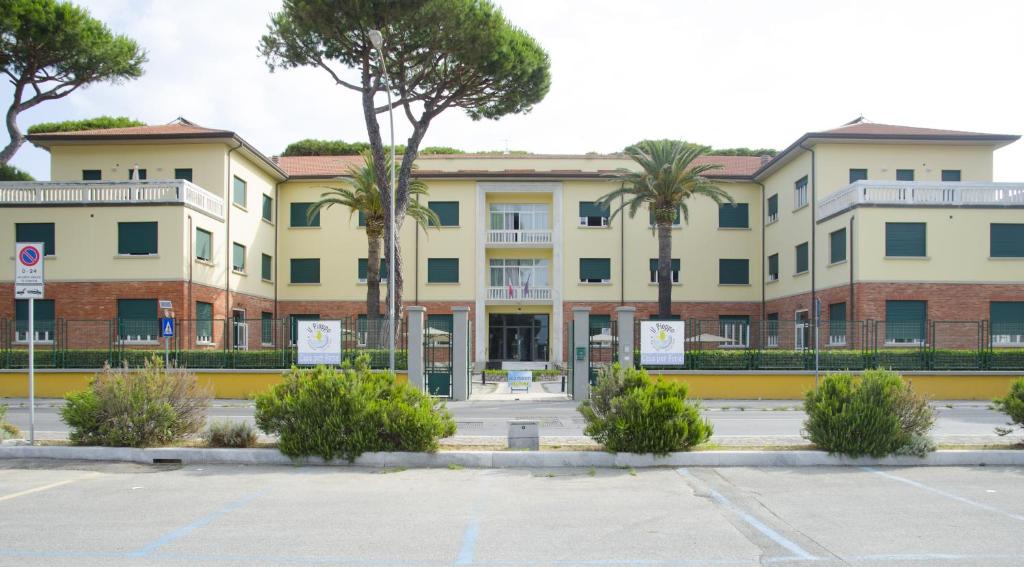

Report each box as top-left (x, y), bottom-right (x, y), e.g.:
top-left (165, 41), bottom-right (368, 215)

top-left (657, 221), bottom-right (673, 319)
top-left (366, 234), bottom-right (382, 321)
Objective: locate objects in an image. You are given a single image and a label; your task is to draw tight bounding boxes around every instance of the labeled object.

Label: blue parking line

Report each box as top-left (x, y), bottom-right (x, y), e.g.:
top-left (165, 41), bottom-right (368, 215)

top-left (454, 515), bottom-right (481, 565)
top-left (131, 491), bottom-right (262, 557)
top-left (862, 466), bottom-right (1024, 523)
top-left (676, 469), bottom-right (817, 562)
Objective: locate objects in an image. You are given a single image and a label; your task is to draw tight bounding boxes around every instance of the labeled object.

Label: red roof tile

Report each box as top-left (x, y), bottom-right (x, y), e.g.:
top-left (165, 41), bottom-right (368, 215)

top-left (816, 121), bottom-right (998, 137)
top-left (276, 155), bottom-right (366, 177)
top-left (28, 122), bottom-right (233, 138)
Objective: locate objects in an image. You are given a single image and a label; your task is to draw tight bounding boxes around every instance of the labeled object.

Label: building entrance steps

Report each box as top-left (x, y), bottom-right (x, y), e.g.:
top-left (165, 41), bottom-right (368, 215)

top-left (469, 376), bottom-right (569, 401)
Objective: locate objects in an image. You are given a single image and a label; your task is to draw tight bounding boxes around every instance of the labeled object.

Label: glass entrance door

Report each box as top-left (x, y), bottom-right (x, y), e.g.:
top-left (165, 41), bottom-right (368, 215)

top-left (488, 314), bottom-right (549, 361)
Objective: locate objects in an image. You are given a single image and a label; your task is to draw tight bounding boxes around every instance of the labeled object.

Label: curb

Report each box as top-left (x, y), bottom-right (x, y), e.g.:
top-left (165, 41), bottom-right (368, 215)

top-left (0, 445), bottom-right (1021, 468)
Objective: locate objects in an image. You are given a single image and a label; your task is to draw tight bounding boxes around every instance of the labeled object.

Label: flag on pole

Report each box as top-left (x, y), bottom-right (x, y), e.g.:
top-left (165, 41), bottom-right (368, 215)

top-left (507, 282), bottom-right (514, 299)
top-left (522, 274), bottom-right (531, 298)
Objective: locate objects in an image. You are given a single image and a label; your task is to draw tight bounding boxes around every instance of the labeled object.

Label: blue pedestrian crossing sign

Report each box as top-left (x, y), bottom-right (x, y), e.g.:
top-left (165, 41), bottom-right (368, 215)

top-left (161, 318), bottom-right (175, 337)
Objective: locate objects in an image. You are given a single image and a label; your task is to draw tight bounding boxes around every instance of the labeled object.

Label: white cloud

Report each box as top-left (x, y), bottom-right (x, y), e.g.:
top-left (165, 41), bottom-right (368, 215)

top-left (5, 0), bottom-right (1023, 181)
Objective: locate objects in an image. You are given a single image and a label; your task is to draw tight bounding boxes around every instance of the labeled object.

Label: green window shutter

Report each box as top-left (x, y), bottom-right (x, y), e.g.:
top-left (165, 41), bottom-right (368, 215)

top-left (828, 302), bottom-right (847, 340)
top-left (233, 176), bottom-right (247, 207)
top-left (941, 170), bottom-right (961, 182)
top-left (132, 169), bottom-right (147, 180)
top-left (649, 206), bottom-right (681, 226)
top-left (174, 168), bottom-right (193, 182)
top-left (261, 312), bottom-right (274, 344)
top-left (195, 228), bottom-right (212, 261)
top-left (885, 300), bottom-right (927, 343)
top-left (719, 315), bottom-right (750, 325)
top-left (290, 259), bottom-right (320, 284)
top-left (357, 259), bottom-right (388, 281)
top-left (427, 314), bottom-right (453, 333)
top-left (289, 314), bottom-right (320, 343)
top-left (196, 301), bottom-right (213, 341)
top-left (118, 222), bottom-right (157, 255)
top-left (590, 314), bottom-right (611, 335)
top-left (719, 259), bottom-right (749, 285)
top-left (718, 203), bottom-right (749, 228)
top-left (648, 259), bottom-right (680, 282)
top-left (886, 222), bottom-right (926, 257)
top-left (427, 258), bottom-right (459, 283)
top-left (896, 169), bottom-right (914, 181)
top-left (117, 299), bottom-right (157, 339)
top-left (262, 195), bottom-right (273, 222)
top-left (232, 243), bottom-right (245, 271)
top-left (82, 170), bottom-right (101, 180)
top-left (768, 254), bottom-right (779, 279)
top-left (849, 169), bottom-right (868, 183)
top-left (830, 228), bottom-right (847, 263)
top-left (767, 195), bottom-right (778, 219)
top-left (290, 202), bottom-right (320, 227)
top-left (795, 242), bottom-right (809, 273)
top-left (15, 299), bottom-right (54, 334)
top-left (429, 201), bottom-right (459, 226)
top-left (991, 302), bottom-right (1024, 338)
top-left (16, 223), bottom-right (55, 256)
top-left (261, 254), bottom-right (272, 280)
top-left (578, 201), bottom-right (609, 218)
top-left (579, 258), bottom-right (611, 282)
top-left (358, 211), bottom-right (366, 227)
top-left (990, 224), bottom-right (1024, 257)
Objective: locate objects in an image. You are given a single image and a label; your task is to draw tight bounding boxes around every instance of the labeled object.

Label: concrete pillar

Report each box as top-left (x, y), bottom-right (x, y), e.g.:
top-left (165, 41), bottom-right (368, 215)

top-left (406, 306), bottom-right (425, 391)
top-left (571, 307), bottom-right (591, 401)
top-left (451, 306), bottom-right (471, 401)
top-left (615, 306), bottom-right (636, 369)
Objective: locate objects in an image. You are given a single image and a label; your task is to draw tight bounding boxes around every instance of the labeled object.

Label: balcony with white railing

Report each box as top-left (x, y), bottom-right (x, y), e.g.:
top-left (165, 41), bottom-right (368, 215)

top-left (486, 229), bottom-right (553, 247)
top-left (486, 286), bottom-right (552, 302)
top-left (0, 180), bottom-right (226, 220)
top-left (817, 180), bottom-right (1024, 220)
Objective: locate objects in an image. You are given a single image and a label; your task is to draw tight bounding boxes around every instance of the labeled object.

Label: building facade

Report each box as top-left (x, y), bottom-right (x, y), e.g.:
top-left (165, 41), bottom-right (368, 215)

top-left (2, 118), bottom-right (1022, 367)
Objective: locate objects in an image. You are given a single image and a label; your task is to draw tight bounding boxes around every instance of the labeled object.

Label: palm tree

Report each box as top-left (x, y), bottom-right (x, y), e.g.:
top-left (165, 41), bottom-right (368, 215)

top-left (597, 140), bottom-right (734, 319)
top-left (308, 151), bottom-right (438, 323)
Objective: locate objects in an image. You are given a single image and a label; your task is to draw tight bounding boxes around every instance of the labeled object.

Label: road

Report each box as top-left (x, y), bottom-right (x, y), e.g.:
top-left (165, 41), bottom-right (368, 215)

top-left (2, 398), bottom-right (1011, 440)
top-left (0, 460), bottom-right (1022, 566)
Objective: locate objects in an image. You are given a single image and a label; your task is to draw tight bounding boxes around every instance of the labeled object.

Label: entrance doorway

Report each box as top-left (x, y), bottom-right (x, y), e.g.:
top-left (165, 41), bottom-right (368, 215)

top-left (233, 309), bottom-right (247, 350)
top-left (488, 313), bottom-right (549, 362)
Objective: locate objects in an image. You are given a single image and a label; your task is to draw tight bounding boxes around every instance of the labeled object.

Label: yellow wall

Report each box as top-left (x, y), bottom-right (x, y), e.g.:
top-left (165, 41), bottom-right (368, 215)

top-left (854, 207), bottom-right (1024, 284)
top-left (227, 152), bottom-right (277, 300)
top-left (814, 143), bottom-right (995, 199)
top-left (762, 151), bottom-right (813, 301)
top-left (415, 180), bottom-right (477, 302)
top-left (49, 143), bottom-right (228, 196)
top-left (0, 370), bottom-right (409, 399)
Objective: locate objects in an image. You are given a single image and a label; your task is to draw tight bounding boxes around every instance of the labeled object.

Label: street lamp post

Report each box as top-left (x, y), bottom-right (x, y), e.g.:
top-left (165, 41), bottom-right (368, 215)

top-left (368, 29), bottom-right (397, 374)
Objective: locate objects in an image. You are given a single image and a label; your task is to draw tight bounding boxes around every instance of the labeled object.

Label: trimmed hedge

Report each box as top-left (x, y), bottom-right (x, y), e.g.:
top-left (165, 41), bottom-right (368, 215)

top-left (483, 369), bottom-right (563, 381)
top-left (630, 348), bottom-right (1024, 371)
top-left (1, 348), bottom-right (408, 370)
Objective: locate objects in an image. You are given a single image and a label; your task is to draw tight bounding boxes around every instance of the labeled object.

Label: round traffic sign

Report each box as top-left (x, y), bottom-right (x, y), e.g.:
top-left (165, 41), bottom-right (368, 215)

top-left (19, 246), bottom-right (40, 267)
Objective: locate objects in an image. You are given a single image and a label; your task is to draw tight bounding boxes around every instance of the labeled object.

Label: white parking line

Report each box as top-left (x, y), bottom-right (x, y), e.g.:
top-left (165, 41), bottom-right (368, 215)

top-left (0, 472), bottom-right (98, 503)
top-left (862, 466), bottom-right (1024, 522)
top-left (676, 469), bottom-right (817, 561)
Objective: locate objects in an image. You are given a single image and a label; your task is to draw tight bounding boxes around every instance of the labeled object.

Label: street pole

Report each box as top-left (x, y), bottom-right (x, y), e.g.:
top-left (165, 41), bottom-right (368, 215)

top-left (28, 297), bottom-right (34, 445)
top-left (814, 297), bottom-right (821, 389)
top-left (370, 30), bottom-right (397, 374)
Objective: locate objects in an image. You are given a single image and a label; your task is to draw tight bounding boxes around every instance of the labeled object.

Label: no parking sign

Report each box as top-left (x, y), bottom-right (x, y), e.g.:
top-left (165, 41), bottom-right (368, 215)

top-left (15, 242), bottom-right (44, 299)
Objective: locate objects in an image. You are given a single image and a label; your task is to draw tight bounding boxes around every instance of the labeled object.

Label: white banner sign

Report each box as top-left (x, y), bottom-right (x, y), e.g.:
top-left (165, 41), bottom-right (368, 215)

top-left (15, 242), bottom-right (45, 299)
top-left (297, 320), bottom-right (342, 365)
top-left (639, 320), bottom-right (685, 366)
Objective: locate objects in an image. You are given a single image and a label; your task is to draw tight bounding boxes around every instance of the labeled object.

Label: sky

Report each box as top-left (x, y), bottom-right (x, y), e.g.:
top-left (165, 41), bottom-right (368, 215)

top-left (5, 0), bottom-right (1024, 181)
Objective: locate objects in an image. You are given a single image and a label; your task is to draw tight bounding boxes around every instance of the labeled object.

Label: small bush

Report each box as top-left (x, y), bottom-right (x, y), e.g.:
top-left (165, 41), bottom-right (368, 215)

top-left (993, 378), bottom-right (1024, 437)
top-left (1, 422), bottom-right (20, 439)
top-left (254, 355), bottom-right (456, 462)
top-left (803, 370), bottom-right (936, 457)
top-left (60, 358), bottom-right (211, 447)
top-left (578, 364), bottom-right (712, 455)
top-left (203, 420), bottom-right (258, 448)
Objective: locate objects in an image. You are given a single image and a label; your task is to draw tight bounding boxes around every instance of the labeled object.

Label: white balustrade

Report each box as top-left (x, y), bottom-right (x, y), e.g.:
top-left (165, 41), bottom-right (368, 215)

top-left (818, 181), bottom-right (1024, 220)
top-left (0, 180), bottom-right (225, 220)
top-left (486, 229), bottom-right (552, 246)
top-left (487, 286), bottom-right (552, 301)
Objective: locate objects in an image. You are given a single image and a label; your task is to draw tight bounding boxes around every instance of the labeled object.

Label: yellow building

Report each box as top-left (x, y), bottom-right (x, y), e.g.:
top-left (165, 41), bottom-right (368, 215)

top-left (3, 117), bottom-right (1021, 368)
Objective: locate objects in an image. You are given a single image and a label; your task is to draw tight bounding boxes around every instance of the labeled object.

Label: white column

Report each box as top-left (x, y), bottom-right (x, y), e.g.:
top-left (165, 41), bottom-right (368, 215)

top-left (552, 184), bottom-right (564, 365)
top-left (451, 306), bottom-right (471, 401)
top-left (615, 306), bottom-right (636, 368)
top-left (571, 307), bottom-right (591, 401)
top-left (406, 306), bottom-right (425, 390)
top-left (474, 185), bottom-right (486, 370)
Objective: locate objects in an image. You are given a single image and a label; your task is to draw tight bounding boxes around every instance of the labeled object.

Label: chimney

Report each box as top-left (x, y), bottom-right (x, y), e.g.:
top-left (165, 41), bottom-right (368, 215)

top-left (760, 154), bottom-right (772, 165)
top-left (272, 155), bottom-right (279, 163)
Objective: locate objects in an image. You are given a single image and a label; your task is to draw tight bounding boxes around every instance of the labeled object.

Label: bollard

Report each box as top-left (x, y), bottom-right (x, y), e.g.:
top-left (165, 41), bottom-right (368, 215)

top-left (508, 420), bottom-right (539, 451)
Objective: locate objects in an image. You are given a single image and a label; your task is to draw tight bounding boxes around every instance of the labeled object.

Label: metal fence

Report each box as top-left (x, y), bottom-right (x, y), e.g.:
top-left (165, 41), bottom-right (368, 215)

top-left (0, 317), bottom-right (409, 370)
top-left (631, 319), bottom-right (1024, 371)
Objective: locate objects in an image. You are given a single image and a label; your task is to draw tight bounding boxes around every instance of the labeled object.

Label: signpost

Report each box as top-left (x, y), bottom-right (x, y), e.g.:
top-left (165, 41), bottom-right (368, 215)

top-left (159, 300), bottom-right (174, 368)
top-left (639, 320), bottom-right (685, 366)
top-left (15, 242), bottom-right (44, 445)
top-left (508, 370), bottom-right (532, 393)
top-left (297, 320), bottom-right (342, 365)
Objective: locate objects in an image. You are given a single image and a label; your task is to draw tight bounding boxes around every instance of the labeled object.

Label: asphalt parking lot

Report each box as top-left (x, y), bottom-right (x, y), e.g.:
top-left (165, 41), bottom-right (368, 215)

top-left (0, 461), bottom-right (1022, 566)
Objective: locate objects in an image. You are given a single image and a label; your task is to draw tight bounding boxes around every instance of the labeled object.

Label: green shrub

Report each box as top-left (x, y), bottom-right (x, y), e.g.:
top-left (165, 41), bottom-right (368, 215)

top-left (579, 364), bottom-right (712, 455)
top-left (203, 419), bottom-right (258, 448)
top-left (60, 358), bottom-right (211, 447)
top-left (27, 116), bottom-right (144, 134)
top-left (1, 422), bottom-right (20, 439)
top-left (253, 355), bottom-right (456, 462)
top-left (993, 378), bottom-right (1024, 437)
top-left (803, 369), bottom-right (935, 457)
